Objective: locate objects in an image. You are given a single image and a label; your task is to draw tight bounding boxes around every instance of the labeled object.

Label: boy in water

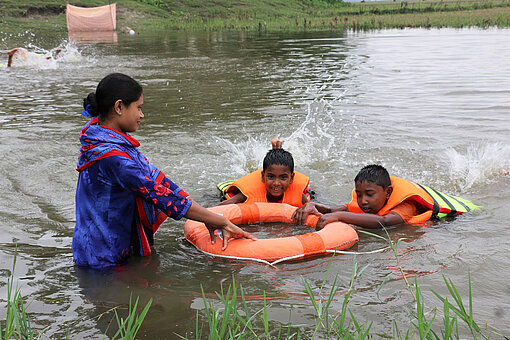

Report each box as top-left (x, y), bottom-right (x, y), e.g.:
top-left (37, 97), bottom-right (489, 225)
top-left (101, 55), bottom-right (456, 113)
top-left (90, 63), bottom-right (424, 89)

top-left (6, 47), bottom-right (64, 67)
top-left (292, 164), bottom-right (477, 229)
top-left (216, 139), bottom-right (312, 207)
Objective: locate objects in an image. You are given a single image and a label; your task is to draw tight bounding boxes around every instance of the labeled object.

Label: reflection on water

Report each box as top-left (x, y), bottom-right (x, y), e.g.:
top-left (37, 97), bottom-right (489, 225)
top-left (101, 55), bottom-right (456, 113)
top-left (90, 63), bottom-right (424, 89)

top-left (73, 252), bottom-right (197, 339)
top-left (68, 30), bottom-right (118, 45)
top-left (0, 28), bottom-right (509, 337)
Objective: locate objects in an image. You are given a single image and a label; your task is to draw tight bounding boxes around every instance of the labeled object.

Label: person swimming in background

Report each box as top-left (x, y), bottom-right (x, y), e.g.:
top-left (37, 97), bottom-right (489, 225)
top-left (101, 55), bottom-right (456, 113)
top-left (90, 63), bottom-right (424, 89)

top-left (6, 47), bottom-right (64, 67)
top-left (292, 164), bottom-right (478, 230)
top-left (216, 138), bottom-right (312, 207)
top-left (73, 73), bottom-right (255, 269)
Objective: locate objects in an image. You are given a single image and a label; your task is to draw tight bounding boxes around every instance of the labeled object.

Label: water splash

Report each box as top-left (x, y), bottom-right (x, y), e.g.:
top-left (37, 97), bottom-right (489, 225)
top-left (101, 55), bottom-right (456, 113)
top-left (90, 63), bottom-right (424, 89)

top-left (444, 142), bottom-right (510, 191)
top-left (213, 135), bottom-right (269, 176)
top-left (3, 41), bottom-right (85, 69)
top-left (54, 42), bottom-right (85, 63)
top-left (286, 100), bottom-right (337, 164)
top-left (213, 99), bottom-right (339, 176)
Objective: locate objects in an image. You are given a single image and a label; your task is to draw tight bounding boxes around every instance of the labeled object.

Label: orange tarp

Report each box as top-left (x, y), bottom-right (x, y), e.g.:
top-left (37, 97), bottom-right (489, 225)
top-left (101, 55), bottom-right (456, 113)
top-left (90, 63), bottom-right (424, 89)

top-left (66, 4), bottom-right (116, 32)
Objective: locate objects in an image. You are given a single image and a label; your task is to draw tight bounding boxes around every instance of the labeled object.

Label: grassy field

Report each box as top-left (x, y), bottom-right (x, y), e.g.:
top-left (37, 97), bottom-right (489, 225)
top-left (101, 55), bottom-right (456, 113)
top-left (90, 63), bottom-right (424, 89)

top-left (1, 0), bottom-right (510, 33)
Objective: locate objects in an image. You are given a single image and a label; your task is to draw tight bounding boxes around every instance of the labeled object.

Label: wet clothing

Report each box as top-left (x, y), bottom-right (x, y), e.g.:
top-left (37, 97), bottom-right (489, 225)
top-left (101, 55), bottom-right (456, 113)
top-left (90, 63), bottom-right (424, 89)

top-left (73, 117), bottom-right (192, 269)
top-left (390, 201), bottom-right (425, 223)
top-left (347, 176), bottom-right (476, 224)
top-left (224, 169), bottom-right (311, 207)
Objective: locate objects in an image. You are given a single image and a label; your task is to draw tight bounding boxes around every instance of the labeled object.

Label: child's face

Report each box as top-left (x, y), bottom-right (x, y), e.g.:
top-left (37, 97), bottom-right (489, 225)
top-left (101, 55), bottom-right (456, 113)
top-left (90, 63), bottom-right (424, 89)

top-left (355, 181), bottom-right (393, 214)
top-left (261, 164), bottom-right (294, 202)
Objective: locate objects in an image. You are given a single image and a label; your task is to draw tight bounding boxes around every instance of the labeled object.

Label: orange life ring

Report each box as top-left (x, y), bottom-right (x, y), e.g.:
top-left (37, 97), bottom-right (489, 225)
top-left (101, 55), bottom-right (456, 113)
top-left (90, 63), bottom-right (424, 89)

top-left (184, 203), bottom-right (359, 265)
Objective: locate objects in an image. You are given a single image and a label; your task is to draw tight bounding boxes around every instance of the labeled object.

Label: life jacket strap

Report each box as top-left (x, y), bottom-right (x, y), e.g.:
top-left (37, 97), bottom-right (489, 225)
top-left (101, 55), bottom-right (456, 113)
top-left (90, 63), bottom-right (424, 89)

top-left (418, 184), bottom-right (472, 218)
top-left (417, 184), bottom-right (441, 219)
top-left (430, 187), bottom-right (457, 216)
top-left (217, 180), bottom-right (235, 201)
top-left (443, 193), bottom-right (471, 212)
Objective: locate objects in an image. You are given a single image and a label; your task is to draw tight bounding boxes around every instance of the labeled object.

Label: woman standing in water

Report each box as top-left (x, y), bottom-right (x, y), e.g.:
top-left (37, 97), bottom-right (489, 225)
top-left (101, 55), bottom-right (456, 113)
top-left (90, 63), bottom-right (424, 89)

top-left (73, 73), bottom-right (254, 269)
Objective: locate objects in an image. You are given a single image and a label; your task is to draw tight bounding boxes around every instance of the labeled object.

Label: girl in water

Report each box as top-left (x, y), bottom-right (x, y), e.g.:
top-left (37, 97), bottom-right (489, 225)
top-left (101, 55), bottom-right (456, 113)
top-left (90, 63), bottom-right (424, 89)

top-left (73, 73), bottom-right (254, 269)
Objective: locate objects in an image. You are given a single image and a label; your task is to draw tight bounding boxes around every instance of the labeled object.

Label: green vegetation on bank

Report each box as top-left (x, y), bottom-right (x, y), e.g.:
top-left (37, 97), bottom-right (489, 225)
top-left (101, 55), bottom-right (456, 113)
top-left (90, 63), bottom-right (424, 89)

top-left (0, 0), bottom-right (510, 33)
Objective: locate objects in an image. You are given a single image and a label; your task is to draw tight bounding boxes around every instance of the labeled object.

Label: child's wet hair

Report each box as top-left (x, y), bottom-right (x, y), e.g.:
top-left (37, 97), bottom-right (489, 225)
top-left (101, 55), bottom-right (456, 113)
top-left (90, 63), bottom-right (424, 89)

top-left (354, 164), bottom-right (391, 188)
top-left (263, 149), bottom-right (294, 172)
top-left (83, 73), bottom-right (142, 118)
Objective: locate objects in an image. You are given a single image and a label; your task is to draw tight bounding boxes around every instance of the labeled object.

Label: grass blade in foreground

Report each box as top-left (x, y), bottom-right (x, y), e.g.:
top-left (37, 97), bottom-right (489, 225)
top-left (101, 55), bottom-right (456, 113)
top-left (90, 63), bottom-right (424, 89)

top-left (110, 295), bottom-right (152, 340)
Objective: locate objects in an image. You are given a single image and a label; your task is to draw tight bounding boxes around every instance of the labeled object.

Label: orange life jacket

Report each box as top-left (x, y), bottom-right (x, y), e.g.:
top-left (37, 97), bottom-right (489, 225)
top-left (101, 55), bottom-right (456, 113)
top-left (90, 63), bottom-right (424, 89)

top-left (225, 169), bottom-right (310, 207)
top-left (347, 176), bottom-right (474, 224)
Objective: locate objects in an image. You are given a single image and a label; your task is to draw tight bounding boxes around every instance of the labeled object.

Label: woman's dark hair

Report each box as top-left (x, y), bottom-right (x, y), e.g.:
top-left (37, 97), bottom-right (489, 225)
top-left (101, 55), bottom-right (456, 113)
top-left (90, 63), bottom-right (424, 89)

top-left (263, 148), bottom-right (294, 173)
top-left (354, 164), bottom-right (391, 188)
top-left (83, 73), bottom-right (142, 118)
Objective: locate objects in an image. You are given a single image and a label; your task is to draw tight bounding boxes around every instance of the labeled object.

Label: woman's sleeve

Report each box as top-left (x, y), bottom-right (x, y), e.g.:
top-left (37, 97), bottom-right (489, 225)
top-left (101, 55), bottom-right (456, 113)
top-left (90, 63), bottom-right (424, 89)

top-left (100, 156), bottom-right (192, 220)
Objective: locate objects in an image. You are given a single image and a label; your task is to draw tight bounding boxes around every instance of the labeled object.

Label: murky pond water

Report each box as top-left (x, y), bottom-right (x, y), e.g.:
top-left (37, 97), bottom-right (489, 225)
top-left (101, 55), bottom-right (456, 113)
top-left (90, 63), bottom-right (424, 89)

top-left (1, 28), bottom-right (509, 338)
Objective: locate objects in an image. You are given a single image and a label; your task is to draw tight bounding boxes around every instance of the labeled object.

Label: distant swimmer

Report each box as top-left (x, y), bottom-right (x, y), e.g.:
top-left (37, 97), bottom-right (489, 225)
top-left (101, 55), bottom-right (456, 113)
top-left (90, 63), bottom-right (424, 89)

top-left (6, 47), bottom-right (64, 67)
top-left (501, 169), bottom-right (510, 176)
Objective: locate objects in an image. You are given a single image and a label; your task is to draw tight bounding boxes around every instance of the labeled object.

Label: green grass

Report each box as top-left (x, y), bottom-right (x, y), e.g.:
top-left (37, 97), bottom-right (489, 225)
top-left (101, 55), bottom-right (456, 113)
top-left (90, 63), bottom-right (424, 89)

top-left (1, 250), bottom-right (39, 340)
top-left (177, 260), bottom-right (497, 338)
top-left (177, 231), bottom-right (502, 339)
top-left (0, 0), bottom-right (510, 34)
top-left (109, 295), bottom-right (152, 340)
top-left (1, 247), bottom-right (152, 340)
top-left (2, 237), bottom-right (507, 339)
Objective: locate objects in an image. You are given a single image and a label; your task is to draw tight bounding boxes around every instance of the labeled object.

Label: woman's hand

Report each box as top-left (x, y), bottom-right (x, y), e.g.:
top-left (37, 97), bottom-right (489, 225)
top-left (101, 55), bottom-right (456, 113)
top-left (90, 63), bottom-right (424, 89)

top-left (205, 219), bottom-right (256, 250)
top-left (184, 201), bottom-right (256, 250)
top-left (291, 202), bottom-right (321, 225)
